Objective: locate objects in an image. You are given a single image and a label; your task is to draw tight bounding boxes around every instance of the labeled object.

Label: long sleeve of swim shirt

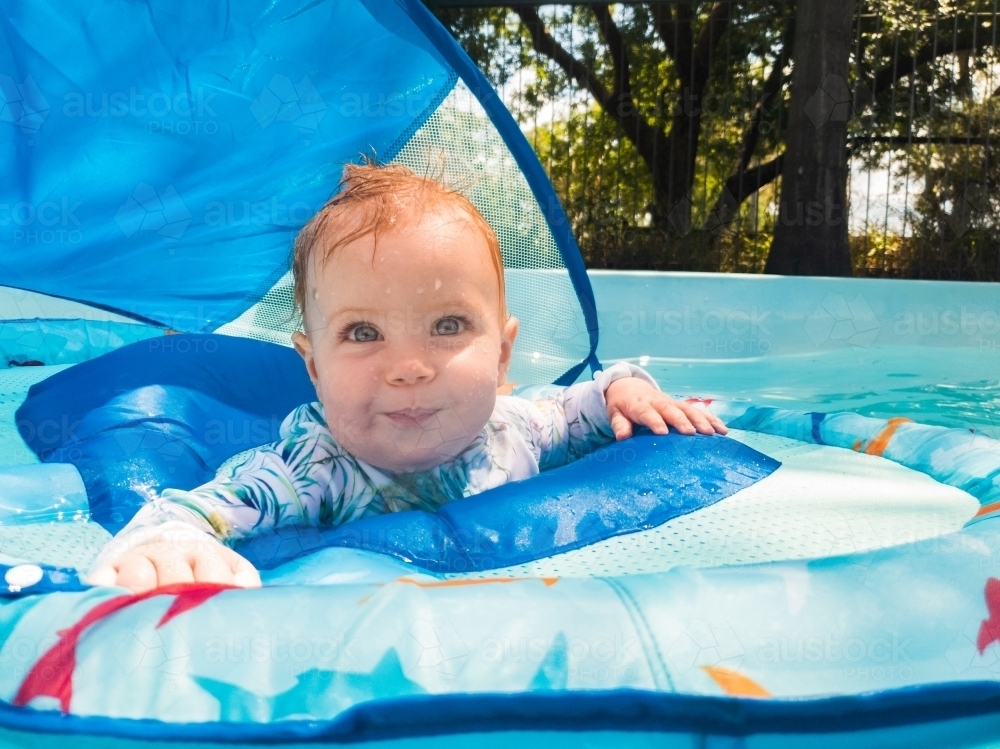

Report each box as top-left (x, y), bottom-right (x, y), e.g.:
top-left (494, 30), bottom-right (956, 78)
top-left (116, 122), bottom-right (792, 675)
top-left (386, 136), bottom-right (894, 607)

top-left (90, 361), bottom-right (659, 570)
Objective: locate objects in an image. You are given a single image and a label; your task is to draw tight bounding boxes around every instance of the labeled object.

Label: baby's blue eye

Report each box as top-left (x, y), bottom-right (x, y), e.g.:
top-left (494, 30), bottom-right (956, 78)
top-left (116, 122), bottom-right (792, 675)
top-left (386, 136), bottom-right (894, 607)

top-left (350, 324), bottom-right (380, 342)
top-left (434, 317), bottom-right (463, 336)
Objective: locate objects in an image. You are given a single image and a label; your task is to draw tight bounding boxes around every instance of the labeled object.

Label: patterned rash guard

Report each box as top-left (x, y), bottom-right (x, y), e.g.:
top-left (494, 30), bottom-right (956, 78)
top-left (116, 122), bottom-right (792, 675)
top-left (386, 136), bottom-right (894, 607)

top-left (92, 362), bottom-right (658, 568)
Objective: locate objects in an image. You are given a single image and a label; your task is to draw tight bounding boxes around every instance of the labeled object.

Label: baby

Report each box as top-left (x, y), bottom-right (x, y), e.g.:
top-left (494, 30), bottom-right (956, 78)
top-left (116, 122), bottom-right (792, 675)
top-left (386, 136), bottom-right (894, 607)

top-left (89, 163), bottom-right (726, 593)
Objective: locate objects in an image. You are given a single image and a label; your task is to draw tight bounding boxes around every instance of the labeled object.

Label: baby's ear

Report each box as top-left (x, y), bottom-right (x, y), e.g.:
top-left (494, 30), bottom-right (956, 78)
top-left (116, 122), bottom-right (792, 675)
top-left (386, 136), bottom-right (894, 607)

top-left (292, 331), bottom-right (320, 388)
top-left (496, 316), bottom-right (519, 386)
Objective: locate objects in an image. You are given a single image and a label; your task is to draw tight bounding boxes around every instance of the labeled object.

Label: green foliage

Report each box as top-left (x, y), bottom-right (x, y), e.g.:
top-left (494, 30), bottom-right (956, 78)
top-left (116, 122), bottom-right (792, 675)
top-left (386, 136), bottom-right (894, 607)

top-left (434, 2), bottom-right (794, 269)
top-left (434, 1), bottom-right (1000, 280)
top-left (848, 0), bottom-right (1000, 279)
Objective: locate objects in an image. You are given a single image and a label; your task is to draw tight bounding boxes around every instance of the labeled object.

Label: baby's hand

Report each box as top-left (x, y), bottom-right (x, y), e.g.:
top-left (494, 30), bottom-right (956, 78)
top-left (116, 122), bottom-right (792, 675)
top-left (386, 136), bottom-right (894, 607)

top-left (88, 535), bottom-right (261, 594)
top-left (605, 377), bottom-right (728, 440)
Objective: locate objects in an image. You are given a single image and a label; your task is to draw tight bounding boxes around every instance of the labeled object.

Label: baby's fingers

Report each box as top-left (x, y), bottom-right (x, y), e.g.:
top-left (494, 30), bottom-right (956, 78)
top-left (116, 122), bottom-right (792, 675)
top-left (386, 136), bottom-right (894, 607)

top-left (678, 404), bottom-right (721, 435)
top-left (675, 403), bottom-right (729, 435)
top-left (706, 411), bottom-right (729, 435)
top-left (188, 542), bottom-right (259, 588)
top-left (112, 554), bottom-right (161, 594)
top-left (149, 550), bottom-right (196, 588)
top-left (87, 564), bottom-right (120, 588)
top-left (192, 550), bottom-right (233, 585)
top-left (609, 408), bottom-right (634, 441)
top-left (229, 551), bottom-right (262, 588)
top-left (654, 401), bottom-right (696, 435)
top-left (631, 403), bottom-right (671, 435)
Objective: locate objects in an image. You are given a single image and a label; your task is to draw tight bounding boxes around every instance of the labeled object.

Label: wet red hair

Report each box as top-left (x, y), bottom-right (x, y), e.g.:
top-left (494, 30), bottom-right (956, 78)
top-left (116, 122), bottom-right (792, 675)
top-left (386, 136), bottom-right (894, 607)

top-left (292, 161), bottom-right (505, 325)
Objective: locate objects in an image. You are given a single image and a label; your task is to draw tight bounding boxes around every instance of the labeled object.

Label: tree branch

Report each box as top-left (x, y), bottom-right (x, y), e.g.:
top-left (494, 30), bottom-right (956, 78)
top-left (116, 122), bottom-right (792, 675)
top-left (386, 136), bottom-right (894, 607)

top-left (729, 154), bottom-right (783, 212)
top-left (512, 6), bottom-right (615, 112)
top-left (512, 5), bottom-right (665, 179)
top-left (692, 2), bottom-right (734, 90)
top-left (705, 27), bottom-right (791, 231)
top-left (659, 3), bottom-right (694, 83)
top-left (592, 5), bottom-right (631, 99)
top-left (872, 17), bottom-right (998, 93)
top-left (704, 155), bottom-right (784, 233)
top-left (650, 4), bottom-right (677, 61)
top-left (732, 27), bottom-right (791, 179)
top-left (674, 4), bottom-right (694, 67)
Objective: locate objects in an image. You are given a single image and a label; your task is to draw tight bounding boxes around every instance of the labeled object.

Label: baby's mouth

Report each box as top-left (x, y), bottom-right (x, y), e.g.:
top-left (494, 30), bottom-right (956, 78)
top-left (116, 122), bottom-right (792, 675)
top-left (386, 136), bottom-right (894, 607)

top-left (382, 408), bottom-right (439, 427)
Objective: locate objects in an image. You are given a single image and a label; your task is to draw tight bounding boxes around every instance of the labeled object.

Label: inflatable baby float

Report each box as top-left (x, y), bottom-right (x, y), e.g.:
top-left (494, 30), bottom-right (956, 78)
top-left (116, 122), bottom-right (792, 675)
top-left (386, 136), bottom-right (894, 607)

top-left (2, 0), bottom-right (1000, 746)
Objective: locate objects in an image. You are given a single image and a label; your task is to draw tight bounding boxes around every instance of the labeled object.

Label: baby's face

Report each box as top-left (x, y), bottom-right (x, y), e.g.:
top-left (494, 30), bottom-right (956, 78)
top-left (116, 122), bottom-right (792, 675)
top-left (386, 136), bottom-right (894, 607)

top-left (292, 205), bottom-right (518, 473)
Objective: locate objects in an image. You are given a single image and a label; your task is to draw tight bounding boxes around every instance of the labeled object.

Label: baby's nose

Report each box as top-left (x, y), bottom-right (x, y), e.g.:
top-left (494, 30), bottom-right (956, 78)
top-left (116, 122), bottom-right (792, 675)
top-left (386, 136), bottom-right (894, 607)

top-left (387, 356), bottom-right (435, 385)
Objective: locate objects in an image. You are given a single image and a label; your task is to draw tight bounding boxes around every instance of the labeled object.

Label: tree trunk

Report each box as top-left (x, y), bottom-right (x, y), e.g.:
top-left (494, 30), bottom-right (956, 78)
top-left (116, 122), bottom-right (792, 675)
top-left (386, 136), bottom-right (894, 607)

top-left (765, 0), bottom-right (855, 276)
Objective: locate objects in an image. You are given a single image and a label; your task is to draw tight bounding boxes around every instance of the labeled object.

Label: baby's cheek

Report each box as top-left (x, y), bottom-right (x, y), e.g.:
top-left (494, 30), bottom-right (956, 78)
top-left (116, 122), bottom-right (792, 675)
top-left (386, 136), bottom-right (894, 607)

top-left (452, 338), bottom-right (501, 375)
top-left (319, 384), bottom-right (374, 445)
top-left (458, 376), bottom-right (500, 424)
top-left (449, 367), bottom-right (500, 405)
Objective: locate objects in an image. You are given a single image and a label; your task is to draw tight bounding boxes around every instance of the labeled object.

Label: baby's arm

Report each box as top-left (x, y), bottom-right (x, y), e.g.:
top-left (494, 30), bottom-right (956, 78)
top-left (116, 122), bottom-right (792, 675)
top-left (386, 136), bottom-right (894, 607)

top-left (88, 402), bottom-right (364, 592)
top-left (87, 447), bottom-right (296, 593)
top-left (519, 362), bottom-right (726, 470)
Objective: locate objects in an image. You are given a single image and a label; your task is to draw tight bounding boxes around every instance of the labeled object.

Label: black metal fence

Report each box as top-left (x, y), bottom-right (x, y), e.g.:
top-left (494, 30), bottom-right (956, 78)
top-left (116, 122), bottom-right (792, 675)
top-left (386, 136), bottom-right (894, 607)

top-left (435, 0), bottom-right (1000, 280)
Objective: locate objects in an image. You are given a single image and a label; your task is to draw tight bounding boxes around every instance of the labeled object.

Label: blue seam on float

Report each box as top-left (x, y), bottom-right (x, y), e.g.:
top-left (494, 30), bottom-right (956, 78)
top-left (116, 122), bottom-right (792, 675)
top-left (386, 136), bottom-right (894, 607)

top-left (602, 577), bottom-right (674, 691)
top-left (810, 412), bottom-right (825, 444)
top-left (722, 402), bottom-right (1000, 509)
top-left (391, 0), bottom-right (602, 384)
top-left (962, 466), bottom-right (1000, 505)
top-left (5, 683), bottom-right (1000, 742)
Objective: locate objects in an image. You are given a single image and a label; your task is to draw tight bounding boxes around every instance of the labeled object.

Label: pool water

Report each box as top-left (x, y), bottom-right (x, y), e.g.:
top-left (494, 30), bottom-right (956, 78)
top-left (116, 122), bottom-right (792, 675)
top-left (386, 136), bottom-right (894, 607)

top-left (587, 272), bottom-right (1000, 437)
top-left (639, 345), bottom-right (1000, 438)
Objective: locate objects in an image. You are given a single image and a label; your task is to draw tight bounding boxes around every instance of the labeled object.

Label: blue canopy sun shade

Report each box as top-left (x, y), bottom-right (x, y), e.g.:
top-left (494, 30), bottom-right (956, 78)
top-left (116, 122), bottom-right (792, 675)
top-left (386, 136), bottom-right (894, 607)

top-left (0, 0), bottom-right (598, 380)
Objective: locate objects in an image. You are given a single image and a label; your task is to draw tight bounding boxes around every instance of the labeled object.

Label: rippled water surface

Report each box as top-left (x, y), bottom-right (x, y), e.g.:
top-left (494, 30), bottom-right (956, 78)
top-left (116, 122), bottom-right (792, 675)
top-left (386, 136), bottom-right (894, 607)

top-left (637, 345), bottom-right (1000, 438)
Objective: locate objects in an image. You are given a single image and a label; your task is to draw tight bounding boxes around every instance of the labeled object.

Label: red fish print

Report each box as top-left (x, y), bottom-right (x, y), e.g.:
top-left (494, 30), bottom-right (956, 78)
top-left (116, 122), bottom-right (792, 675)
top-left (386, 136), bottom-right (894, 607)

top-left (977, 577), bottom-right (1000, 654)
top-left (14, 582), bottom-right (234, 713)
